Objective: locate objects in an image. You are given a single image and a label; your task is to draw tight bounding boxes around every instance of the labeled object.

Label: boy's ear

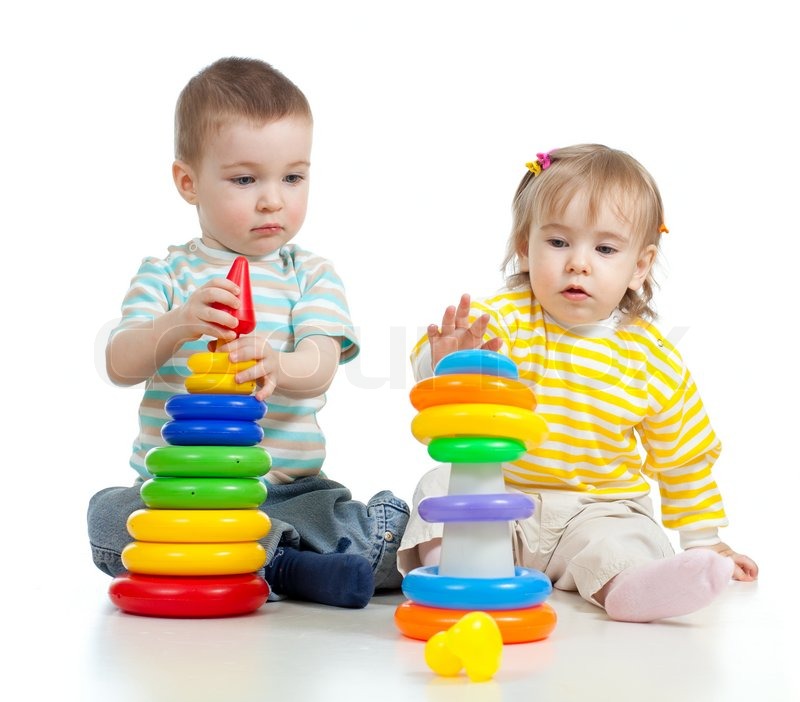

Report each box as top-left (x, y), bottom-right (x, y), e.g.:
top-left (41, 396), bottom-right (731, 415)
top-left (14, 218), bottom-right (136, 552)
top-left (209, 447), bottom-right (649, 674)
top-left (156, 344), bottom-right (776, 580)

top-left (172, 160), bottom-right (199, 205)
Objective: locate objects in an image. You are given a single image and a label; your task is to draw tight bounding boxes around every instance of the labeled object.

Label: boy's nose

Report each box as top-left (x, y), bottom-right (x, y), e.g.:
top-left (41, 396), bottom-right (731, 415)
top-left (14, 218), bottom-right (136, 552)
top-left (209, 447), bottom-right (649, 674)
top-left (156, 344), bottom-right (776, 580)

top-left (257, 188), bottom-right (282, 211)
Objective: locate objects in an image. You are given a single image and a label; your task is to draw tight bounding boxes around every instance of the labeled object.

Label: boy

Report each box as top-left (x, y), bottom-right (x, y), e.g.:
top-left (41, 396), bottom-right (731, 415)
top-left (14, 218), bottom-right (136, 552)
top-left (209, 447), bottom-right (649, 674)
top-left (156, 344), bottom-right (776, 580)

top-left (88, 57), bottom-right (408, 608)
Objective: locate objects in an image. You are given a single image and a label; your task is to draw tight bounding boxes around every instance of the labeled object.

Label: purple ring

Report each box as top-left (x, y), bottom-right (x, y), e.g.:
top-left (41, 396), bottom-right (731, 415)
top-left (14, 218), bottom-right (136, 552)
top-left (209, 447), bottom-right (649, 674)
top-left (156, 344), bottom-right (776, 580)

top-left (418, 493), bottom-right (535, 523)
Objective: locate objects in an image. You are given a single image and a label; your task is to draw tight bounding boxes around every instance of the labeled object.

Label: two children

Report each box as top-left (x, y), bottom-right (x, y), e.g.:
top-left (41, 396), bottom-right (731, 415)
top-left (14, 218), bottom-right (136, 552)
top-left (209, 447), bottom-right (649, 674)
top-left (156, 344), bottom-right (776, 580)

top-left (88, 58), bottom-right (757, 621)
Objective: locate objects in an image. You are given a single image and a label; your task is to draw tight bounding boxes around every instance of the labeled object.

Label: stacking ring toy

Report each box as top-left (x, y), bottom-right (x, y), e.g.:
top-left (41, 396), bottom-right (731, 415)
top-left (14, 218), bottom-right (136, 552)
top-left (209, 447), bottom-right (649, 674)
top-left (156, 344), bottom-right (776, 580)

top-left (161, 420), bottom-right (264, 446)
top-left (185, 374), bottom-right (256, 395)
top-left (145, 445), bottom-right (271, 478)
top-left (410, 374), bottom-right (535, 411)
top-left (427, 437), bottom-right (526, 463)
top-left (411, 404), bottom-right (548, 448)
top-left (140, 477), bottom-right (267, 509)
top-left (434, 350), bottom-right (518, 379)
top-left (188, 352), bottom-right (256, 374)
top-left (401, 566), bottom-right (552, 610)
top-left (109, 573), bottom-right (270, 618)
top-left (127, 509), bottom-right (271, 542)
top-left (418, 493), bottom-right (535, 523)
top-left (165, 394), bottom-right (267, 421)
top-left (121, 541), bottom-right (267, 576)
top-left (394, 600), bottom-right (557, 644)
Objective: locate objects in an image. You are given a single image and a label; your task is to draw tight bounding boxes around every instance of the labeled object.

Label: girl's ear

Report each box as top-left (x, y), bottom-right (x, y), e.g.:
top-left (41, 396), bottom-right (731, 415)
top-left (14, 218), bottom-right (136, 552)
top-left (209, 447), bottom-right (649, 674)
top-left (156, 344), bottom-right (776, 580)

top-left (628, 244), bottom-right (658, 291)
top-left (516, 238), bottom-right (530, 272)
top-left (172, 160), bottom-right (199, 205)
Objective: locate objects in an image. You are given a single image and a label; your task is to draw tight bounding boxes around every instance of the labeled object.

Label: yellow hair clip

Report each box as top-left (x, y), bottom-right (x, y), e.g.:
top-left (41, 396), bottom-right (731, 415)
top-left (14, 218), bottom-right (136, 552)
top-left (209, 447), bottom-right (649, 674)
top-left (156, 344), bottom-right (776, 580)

top-left (525, 161), bottom-right (542, 176)
top-left (658, 224), bottom-right (669, 234)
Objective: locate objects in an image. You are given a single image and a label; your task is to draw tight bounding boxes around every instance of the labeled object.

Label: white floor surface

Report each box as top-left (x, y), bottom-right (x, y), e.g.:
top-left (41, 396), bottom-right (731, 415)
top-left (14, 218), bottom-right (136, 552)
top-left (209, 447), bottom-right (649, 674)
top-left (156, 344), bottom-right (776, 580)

top-left (9, 566), bottom-right (797, 702)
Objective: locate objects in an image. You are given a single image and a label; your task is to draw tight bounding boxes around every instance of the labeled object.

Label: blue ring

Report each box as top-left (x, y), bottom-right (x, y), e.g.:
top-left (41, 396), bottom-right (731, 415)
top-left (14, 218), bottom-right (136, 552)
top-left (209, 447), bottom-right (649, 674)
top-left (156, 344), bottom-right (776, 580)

top-left (165, 394), bottom-right (267, 421)
top-left (402, 566), bottom-right (551, 610)
top-left (418, 493), bottom-right (535, 523)
top-left (434, 350), bottom-right (518, 379)
top-left (161, 420), bottom-right (264, 446)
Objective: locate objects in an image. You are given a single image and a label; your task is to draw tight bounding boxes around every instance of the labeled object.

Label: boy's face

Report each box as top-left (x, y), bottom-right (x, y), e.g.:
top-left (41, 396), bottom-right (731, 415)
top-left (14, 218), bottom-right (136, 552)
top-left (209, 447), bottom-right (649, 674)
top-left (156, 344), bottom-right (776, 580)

top-left (521, 189), bottom-right (656, 328)
top-left (174, 116), bottom-right (312, 256)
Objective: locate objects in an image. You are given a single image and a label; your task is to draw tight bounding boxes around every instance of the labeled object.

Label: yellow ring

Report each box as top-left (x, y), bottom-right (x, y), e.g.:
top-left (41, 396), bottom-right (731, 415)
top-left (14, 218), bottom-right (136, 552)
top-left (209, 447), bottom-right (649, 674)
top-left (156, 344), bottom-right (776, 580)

top-left (185, 373), bottom-right (256, 395)
top-left (188, 352), bottom-right (256, 374)
top-left (126, 509), bottom-right (271, 543)
top-left (121, 541), bottom-right (267, 576)
top-left (411, 403), bottom-right (548, 449)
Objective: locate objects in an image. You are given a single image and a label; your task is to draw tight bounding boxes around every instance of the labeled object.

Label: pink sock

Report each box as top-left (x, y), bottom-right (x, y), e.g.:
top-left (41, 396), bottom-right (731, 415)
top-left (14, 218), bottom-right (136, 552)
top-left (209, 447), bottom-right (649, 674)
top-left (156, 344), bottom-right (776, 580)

top-left (603, 549), bottom-right (734, 623)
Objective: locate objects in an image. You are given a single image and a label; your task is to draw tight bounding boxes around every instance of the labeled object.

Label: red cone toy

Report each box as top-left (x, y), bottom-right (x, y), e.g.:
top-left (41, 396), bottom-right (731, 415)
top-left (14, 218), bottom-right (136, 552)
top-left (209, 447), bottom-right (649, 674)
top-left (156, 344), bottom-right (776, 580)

top-left (213, 256), bottom-right (256, 337)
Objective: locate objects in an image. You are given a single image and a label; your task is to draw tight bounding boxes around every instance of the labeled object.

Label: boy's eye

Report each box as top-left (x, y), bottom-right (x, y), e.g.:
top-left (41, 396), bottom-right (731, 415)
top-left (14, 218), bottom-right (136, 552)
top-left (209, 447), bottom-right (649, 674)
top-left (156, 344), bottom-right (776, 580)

top-left (231, 176), bottom-right (255, 186)
top-left (284, 174), bottom-right (304, 184)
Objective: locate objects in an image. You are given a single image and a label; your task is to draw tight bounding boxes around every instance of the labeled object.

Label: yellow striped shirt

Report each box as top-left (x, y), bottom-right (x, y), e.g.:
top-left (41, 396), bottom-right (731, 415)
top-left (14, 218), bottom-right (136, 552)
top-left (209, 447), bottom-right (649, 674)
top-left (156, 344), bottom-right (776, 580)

top-left (411, 289), bottom-right (728, 537)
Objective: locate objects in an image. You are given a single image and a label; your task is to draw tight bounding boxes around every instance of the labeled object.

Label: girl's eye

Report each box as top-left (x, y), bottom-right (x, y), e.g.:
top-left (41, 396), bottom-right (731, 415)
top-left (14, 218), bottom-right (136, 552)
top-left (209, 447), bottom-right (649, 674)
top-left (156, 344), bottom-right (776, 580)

top-left (597, 245), bottom-right (617, 255)
top-left (232, 176), bottom-right (255, 186)
top-left (547, 238), bottom-right (567, 248)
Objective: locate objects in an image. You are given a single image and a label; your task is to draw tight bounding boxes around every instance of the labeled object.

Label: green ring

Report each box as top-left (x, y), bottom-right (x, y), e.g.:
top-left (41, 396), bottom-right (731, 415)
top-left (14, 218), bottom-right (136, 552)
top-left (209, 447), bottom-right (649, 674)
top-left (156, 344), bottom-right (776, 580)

top-left (145, 445), bottom-right (271, 478)
top-left (140, 477), bottom-right (268, 509)
top-left (427, 437), bottom-right (527, 463)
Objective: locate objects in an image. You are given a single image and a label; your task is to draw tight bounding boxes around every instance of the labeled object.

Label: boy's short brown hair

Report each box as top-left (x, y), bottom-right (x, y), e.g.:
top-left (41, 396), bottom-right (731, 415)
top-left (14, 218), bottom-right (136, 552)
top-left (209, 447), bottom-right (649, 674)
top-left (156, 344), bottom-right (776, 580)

top-left (175, 57), bottom-right (312, 166)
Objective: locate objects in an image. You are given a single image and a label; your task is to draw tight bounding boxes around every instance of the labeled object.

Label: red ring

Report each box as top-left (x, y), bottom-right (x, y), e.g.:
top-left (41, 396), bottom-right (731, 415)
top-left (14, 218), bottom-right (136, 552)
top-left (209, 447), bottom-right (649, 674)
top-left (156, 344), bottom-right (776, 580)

top-left (410, 374), bottom-right (536, 411)
top-left (394, 600), bottom-right (557, 644)
top-left (109, 573), bottom-right (269, 618)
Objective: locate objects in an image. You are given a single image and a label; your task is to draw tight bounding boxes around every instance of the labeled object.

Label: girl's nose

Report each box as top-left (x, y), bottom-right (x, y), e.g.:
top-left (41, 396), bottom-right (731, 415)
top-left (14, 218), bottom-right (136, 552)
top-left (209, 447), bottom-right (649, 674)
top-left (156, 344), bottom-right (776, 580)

top-left (566, 249), bottom-right (590, 274)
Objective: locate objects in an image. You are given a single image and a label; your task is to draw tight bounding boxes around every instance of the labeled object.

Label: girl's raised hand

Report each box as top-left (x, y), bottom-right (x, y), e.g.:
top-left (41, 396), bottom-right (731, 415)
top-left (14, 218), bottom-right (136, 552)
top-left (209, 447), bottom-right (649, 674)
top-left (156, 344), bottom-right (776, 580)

top-left (427, 293), bottom-right (502, 369)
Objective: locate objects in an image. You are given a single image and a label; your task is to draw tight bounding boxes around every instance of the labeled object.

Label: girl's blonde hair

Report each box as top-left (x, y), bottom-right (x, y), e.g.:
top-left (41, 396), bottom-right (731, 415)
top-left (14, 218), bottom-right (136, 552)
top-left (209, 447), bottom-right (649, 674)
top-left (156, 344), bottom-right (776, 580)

top-left (502, 144), bottom-right (665, 321)
top-left (175, 57), bottom-right (312, 166)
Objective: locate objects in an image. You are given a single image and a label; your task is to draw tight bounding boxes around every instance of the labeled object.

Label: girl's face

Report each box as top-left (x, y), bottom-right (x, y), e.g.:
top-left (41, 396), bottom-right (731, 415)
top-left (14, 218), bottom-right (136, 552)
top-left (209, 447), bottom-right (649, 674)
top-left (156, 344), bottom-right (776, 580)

top-left (521, 189), bottom-right (656, 328)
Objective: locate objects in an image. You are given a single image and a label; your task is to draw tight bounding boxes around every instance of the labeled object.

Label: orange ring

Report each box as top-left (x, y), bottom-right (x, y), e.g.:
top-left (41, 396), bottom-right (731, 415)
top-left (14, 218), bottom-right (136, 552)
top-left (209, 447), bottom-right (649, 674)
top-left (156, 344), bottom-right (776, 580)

top-left (410, 374), bottom-right (536, 411)
top-left (394, 600), bottom-right (557, 644)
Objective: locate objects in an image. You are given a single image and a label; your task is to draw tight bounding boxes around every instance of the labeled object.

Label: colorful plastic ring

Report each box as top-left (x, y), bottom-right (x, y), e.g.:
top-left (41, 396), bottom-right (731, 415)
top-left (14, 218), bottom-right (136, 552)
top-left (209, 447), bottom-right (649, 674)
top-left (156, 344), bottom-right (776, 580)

top-left (411, 404), bottom-right (548, 449)
top-left (418, 493), bottom-right (535, 523)
top-left (166, 394), bottom-right (267, 421)
top-left (145, 445), bottom-right (271, 478)
top-left (401, 566), bottom-right (551, 610)
top-left (187, 352), bottom-right (256, 374)
top-left (410, 374), bottom-right (535, 411)
top-left (427, 437), bottom-right (527, 463)
top-left (126, 509), bottom-right (271, 543)
top-left (140, 477), bottom-right (267, 509)
top-left (121, 541), bottom-right (267, 576)
top-left (434, 350), bottom-right (518, 379)
top-left (109, 573), bottom-right (270, 618)
top-left (394, 600), bottom-right (557, 644)
top-left (161, 419), bottom-right (263, 446)
top-left (185, 373), bottom-right (256, 395)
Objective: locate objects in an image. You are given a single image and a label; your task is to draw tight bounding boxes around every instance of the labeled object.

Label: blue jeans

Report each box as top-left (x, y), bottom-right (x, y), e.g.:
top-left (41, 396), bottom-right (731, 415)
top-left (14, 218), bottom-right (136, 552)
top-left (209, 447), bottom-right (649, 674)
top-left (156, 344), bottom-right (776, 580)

top-left (87, 476), bottom-right (410, 591)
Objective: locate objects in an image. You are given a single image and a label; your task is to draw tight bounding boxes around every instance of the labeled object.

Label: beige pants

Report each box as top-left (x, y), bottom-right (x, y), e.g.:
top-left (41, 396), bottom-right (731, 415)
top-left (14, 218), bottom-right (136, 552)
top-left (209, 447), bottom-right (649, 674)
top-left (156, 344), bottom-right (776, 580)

top-left (397, 464), bottom-right (675, 606)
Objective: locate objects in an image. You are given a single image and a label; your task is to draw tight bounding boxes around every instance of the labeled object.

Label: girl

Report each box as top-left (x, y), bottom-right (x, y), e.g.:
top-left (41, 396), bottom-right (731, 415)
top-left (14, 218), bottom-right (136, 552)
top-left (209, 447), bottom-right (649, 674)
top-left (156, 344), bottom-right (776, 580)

top-left (398, 144), bottom-right (758, 622)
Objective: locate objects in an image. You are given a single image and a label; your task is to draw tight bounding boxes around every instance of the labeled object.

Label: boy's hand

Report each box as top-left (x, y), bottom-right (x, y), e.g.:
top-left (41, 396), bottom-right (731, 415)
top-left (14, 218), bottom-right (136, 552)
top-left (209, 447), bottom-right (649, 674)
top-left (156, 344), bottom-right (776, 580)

top-left (178, 278), bottom-right (243, 344)
top-left (427, 293), bottom-right (502, 369)
top-left (218, 335), bottom-right (279, 401)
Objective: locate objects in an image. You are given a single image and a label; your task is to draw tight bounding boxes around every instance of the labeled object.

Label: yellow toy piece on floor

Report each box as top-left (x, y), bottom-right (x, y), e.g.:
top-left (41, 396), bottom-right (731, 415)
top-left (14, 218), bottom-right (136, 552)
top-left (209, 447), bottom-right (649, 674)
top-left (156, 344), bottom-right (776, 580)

top-left (424, 611), bottom-right (503, 682)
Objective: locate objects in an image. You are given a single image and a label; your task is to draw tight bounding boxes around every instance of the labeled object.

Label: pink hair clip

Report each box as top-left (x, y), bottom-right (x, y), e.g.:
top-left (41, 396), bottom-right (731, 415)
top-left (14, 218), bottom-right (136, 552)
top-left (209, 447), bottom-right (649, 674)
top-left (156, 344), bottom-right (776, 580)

top-left (536, 152), bottom-right (552, 170)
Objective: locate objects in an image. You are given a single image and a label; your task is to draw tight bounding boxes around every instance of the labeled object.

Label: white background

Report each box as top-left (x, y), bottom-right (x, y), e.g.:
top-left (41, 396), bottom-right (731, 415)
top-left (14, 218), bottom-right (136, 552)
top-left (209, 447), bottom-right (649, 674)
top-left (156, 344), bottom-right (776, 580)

top-left (1, 0), bottom-right (796, 580)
